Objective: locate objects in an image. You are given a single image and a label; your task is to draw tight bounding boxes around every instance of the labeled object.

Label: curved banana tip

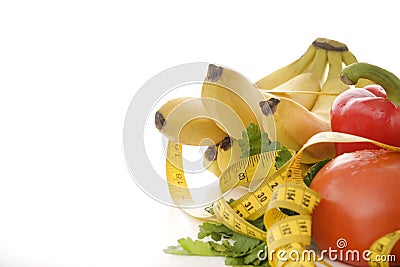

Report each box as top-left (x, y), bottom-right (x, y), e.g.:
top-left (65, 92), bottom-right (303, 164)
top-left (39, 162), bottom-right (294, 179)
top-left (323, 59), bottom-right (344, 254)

top-left (204, 145), bottom-right (218, 161)
top-left (206, 64), bottom-right (223, 82)
top-left (259, 98), bottom-right (280, 116)
top-left (154, 111), bottom-right (165, 130)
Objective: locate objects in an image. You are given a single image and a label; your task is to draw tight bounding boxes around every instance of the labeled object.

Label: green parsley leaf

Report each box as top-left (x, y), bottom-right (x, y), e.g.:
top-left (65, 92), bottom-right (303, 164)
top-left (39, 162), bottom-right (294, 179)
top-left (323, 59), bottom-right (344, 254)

top-left (231, 232), bottom-right (262, 255)
top-left (163, 244), bottom-right (194, 255)
top-left (225, 242), bottom-right (270, 266)
top-left (246, 123), bottom-right (262, 151)
top-left (165, 219), bottom-right (270, 266)
top-left (177, 238), bottom-right (217, 256)
top-left (238, 123), bottom-right (279, 158)
top-left (225, 257), bottom-right (246, 266)
top-left (163, 237), bottom-right (221, 256)
top-left (244, 252), bottom-right (261, 265)
top-left (238, 134), bottom-right (250, 158)
top-left (198, 222), bottom-right (233, 241)
top-left (262, 133), bottom-right (280, 153)
top-left (274, 146), bottom-right (292, 170)
top-left (303, 158), bottom-right (331, 187)
top-left (209, 239), bottom-right (234, 254)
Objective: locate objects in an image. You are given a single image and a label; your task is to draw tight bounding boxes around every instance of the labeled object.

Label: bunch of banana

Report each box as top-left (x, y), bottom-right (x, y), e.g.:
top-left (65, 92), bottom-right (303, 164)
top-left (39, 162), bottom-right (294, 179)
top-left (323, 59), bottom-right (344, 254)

top-left (257, 38), bottom-right (373, 121)
top-left (200, 63), bottom-right (336, 164)
top-left (257, 43), bottom-right (325, 110)
top-left (155, 38), bottom-right (371, 176)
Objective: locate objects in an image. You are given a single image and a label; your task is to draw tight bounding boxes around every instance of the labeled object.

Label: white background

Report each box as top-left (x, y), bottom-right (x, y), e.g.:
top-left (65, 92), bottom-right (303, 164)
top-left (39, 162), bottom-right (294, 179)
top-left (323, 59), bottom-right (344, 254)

top-left (0, 1), bottom-right (398, 266)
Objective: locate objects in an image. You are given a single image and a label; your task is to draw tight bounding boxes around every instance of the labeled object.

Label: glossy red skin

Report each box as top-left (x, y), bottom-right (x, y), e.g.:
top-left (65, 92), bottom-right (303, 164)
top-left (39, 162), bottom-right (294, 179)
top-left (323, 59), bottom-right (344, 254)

top-left (311, 149), bottom-right (400, 266)
top-left (331, 85), bottom-right (400, 155)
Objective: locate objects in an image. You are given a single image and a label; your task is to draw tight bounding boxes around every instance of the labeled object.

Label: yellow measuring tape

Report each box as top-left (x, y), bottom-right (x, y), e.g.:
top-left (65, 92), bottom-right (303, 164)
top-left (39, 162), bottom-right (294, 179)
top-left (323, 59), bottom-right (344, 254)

top-left (166, 131), bottom-right (400, 267)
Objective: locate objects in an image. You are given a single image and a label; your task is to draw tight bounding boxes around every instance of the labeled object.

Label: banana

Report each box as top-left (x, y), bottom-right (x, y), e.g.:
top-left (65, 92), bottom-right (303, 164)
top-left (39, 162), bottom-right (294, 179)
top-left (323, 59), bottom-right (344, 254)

top-left (203, 145), bottom-right (222, 177)
top-left (201, 63), bottom-right (335, 164)
top-left (310, 50), bottom-right (348, 122)
top-left (262, 48), bottom-right (328, 110)
top-left (201, 64), bottom-right (274, 141)
top-left (155, 97), bottom-right (227, 146)
top-left (342, 50), bottom-right (374, 88)
top-left (341, 50), bottom-right (358, 66)
top-left (256, 38), bottom-right (348, 90)
top-left (156, 39), bottom-right (363, 164)
top-left (308, 47), bottom-right (329, 84)
top-left (216, 137), bottom-right (242, 173)
top-left (263, 73), bottom-right (320, 110)
top-left (256, 44), bottom-right (316, 90)
top-left (260, 92), bottom-right (335, 164)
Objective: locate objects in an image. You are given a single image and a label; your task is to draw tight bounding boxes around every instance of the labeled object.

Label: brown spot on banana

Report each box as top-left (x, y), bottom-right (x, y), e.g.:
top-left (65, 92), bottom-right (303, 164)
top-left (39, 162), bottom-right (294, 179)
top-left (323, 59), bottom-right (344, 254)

top-left (219, 136), bottom-right (233, 151)
top-left (154, 111), bottom-right (166, 130)
top-left (155, 97), bottom-right (228, 146)
top-left (206, 64), bottom-right (223, 82)
top-left (259, 95), bottom-right (335, 164)
top-left (204, 145), bottom-right (218, 161)
top-left (259, 98), bottom-right (280, 116)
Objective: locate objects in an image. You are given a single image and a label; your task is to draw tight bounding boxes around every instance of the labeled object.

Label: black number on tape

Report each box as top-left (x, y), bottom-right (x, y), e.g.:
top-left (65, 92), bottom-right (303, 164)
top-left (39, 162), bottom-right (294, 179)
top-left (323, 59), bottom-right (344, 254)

top-left (244, 202), bottom-right (254, 211)
top-left (257, 192), bottom-right (268, 202)
top-left (286, 189), bottom-right (296, 200)
top-left (236, 210), bottom-right (243, 217)
top-left (270, 182), bottom-right (279, 189)
top-left (235, 222), bottom-right (241, 230)
top-left (281, 223), bottom-right (292, 236)
top-left (223, 211), bottom-right (229, 220)
top-left (302, 194), bottom-right (311, 207)
top-left (238, 172), bottom-right (247, 181)
top-left (248, 229), bottom-right (255, 237)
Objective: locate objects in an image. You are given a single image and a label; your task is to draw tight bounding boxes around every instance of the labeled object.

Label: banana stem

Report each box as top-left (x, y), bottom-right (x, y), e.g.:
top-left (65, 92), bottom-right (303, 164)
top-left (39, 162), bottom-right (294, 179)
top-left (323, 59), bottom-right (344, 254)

top-left (312, 38), bottom-right (348, 52)
top-left (341, 62), bottom-right (400, 106)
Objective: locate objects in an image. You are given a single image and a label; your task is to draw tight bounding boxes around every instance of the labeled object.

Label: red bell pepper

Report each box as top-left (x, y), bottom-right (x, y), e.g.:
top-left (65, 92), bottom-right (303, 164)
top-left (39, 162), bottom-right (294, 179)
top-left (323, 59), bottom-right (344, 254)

top-left (331, 62), bottom-right (400, 155)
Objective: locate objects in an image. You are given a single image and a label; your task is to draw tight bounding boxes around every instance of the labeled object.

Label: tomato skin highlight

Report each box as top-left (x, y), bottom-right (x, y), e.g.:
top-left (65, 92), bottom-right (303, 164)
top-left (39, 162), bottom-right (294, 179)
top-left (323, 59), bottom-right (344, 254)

top-left (310, 149), bottom-right (400, 266)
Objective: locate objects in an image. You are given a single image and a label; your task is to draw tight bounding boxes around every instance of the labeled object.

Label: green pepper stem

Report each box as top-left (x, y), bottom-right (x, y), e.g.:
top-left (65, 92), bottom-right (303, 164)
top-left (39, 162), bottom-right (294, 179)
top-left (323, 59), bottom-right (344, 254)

top-left (340, 62), bottom-right (400, 106)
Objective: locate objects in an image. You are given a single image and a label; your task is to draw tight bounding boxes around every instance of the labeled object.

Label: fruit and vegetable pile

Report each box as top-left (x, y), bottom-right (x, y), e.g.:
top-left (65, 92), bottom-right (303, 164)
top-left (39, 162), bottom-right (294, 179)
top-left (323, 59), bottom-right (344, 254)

top-left (155, 38), bottom-right (400, 267)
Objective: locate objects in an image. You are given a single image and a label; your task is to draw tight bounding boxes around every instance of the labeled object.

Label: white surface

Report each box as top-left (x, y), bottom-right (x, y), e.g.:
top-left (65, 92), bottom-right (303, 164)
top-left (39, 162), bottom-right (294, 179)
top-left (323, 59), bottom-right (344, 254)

top-left (0, 1), bottom-right (399, 266)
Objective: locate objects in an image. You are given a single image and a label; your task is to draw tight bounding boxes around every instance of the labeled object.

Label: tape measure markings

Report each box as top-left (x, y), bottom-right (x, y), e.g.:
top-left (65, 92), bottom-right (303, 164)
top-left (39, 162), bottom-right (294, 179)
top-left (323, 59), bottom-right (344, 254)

top-left (219, 150), bottom-right (280, 193)
top-left (369, 229), bottom-right (400, 267)
top-left (165, 131), bottom-right (400, 266)
top-left (268, 184), bottom-right (321, 215)
top-left (166, 141), bottom-right (216, 218)
top-left (266, 215), bottom-right (312, 251)
top-left (228, 152), bottom-right (295, 221)
top-left (213, 198), bottom-right (267, 241)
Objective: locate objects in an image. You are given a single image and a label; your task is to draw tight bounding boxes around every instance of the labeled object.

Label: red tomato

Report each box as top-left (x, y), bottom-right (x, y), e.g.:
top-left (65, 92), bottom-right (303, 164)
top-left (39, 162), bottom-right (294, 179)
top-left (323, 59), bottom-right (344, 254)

top-left (310, 149), bottom-right (400, 266)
